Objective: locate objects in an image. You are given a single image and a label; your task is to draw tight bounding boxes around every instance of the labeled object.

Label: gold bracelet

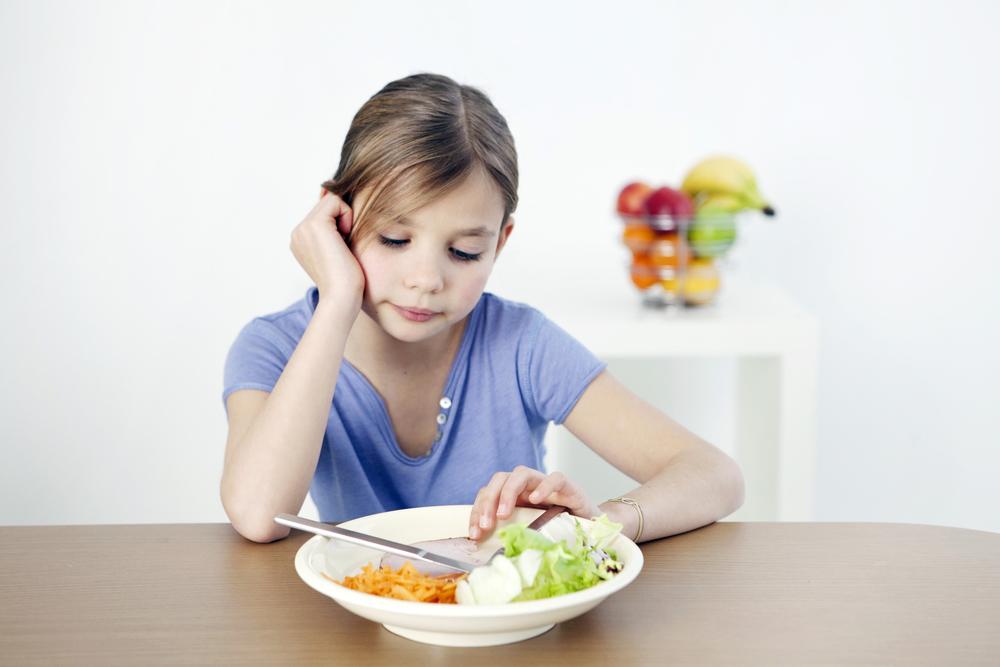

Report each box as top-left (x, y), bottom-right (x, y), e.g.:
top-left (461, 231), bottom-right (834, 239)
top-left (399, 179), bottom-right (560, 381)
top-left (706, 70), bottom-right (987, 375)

top-left (606, 496), bottom-right (644, 542)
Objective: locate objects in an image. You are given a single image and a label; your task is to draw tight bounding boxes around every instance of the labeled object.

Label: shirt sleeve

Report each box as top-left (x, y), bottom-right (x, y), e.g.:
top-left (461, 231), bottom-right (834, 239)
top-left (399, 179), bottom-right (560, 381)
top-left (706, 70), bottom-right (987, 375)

top-left (221, 318), bottom-right (291, 410)
top-left (519, 312), bottom-right (607, 425)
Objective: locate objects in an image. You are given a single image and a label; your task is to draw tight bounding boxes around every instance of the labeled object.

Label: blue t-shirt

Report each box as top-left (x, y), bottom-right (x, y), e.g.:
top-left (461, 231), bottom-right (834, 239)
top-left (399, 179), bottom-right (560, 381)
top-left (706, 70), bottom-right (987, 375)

top-left (222, 288), bottom-right (606, 522)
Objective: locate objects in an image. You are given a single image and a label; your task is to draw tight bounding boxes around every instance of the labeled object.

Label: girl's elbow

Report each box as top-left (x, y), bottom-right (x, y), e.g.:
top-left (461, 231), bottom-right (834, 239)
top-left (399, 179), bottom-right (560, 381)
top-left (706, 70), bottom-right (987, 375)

top-left (232, 515), bottom-right (291, 544)
top-left (221, 486), bottom-right (291, 543)
top-left (722, 455), bottom-right (746, 516)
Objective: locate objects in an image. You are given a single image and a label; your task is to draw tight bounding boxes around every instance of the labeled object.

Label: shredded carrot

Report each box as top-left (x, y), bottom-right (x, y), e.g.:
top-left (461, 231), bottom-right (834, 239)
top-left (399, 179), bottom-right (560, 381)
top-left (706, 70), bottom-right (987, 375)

top-left (325, 561), bottom-right (466, 604)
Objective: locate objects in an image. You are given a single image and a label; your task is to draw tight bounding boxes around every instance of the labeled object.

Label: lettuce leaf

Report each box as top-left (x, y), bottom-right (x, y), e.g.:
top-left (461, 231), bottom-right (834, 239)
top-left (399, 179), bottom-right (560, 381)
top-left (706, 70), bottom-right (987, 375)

top-left (486, 514), bottom-right (624, 602)
top-left (497, 522), bottom-right (556, 556)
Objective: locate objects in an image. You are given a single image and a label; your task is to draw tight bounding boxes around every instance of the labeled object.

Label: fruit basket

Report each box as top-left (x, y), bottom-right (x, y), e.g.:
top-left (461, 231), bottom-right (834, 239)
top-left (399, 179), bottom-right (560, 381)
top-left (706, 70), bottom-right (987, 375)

top-left (620, 212), bottom-right (729, 308)
top-left (615, 156), bottom-right (774, 308)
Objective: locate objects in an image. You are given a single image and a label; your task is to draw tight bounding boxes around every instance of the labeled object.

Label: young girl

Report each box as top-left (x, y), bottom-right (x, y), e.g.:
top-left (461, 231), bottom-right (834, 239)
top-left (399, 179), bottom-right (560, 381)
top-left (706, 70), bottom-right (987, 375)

top-left (221, 73), bottom-right (744, 544)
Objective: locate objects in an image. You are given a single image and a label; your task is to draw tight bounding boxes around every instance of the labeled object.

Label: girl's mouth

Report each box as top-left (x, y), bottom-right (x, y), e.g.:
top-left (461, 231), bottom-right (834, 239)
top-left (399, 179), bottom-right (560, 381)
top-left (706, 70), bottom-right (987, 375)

top-left (393, 305), bottom-right (439, 322)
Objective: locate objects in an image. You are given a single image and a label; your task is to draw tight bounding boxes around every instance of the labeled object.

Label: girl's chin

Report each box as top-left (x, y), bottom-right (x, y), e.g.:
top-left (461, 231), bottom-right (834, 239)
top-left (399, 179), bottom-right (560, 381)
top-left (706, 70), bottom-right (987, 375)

top-left (388, 325), bottom-right (450, 345)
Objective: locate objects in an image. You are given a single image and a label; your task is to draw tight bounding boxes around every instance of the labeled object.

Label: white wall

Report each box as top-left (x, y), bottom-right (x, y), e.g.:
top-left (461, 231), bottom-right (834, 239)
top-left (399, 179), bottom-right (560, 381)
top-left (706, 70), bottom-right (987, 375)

top-left (2, 1), bottom-right (998, 531)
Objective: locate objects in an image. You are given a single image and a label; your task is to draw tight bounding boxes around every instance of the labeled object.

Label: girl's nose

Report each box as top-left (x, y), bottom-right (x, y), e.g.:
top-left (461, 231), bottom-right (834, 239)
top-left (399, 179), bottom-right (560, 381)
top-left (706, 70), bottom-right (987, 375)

top-left (403, 254), bottom-right (445, 293)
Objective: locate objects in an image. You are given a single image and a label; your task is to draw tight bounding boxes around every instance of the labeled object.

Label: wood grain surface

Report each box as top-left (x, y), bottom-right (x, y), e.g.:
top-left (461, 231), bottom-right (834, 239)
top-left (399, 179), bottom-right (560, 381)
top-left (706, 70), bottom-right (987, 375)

top-left (1, 522), bottom-right (998, 665)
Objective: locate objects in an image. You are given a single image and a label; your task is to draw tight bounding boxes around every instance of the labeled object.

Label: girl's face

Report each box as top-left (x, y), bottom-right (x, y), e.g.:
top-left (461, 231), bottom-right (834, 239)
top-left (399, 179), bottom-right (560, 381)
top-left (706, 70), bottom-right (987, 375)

top-left (352, 167), bottom-right (514, 344)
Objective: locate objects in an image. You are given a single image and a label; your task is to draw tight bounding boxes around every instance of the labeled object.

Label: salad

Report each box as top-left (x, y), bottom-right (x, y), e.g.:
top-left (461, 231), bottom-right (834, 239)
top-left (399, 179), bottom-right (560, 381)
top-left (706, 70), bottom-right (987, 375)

top-left (456, 513), bottom-right (624, 605)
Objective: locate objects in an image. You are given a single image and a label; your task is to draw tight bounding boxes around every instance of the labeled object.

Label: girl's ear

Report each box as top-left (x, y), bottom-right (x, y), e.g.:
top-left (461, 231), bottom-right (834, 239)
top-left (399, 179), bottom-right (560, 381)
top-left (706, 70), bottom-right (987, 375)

top-left (494, 216), bottom-right (515, 258)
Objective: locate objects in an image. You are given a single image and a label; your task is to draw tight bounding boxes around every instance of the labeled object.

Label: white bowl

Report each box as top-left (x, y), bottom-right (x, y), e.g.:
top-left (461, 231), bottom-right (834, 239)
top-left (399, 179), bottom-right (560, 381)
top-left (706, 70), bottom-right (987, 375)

top-left (291, 504), bottom-right (644, 647)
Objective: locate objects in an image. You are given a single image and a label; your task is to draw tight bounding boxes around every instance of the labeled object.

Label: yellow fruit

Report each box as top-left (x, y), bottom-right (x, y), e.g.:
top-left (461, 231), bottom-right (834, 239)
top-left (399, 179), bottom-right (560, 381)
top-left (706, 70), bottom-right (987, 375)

top-left (681, 156), bottom-right (774, 215)
top-left (682, 258), bottom-right (721, 305)
top-left (682, 156), bottom-right (754, 195)
top-left (660, 259), bottom-right (720, 304)
top-left (695, 193), bottom-right (745, 215)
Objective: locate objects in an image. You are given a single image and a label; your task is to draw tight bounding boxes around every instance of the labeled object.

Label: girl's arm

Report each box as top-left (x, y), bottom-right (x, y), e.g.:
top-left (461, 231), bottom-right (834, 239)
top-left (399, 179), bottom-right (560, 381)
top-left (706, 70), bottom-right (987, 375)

top-left (222, 192), bottom-right (362, 543)
top-left (563, 370), bottom-right (745, 541)
top-left (222, 299), bottom-right (356, 543)
top-left (469, 370), bottom-right (744, 542)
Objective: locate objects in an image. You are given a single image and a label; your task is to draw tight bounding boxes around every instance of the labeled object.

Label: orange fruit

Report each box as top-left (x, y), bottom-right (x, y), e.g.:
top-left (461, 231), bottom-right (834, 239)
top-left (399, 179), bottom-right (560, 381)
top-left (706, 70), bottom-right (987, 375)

top-left (629, 255), bottom-right (658, 290)
top-left (622, 222), bottom-right (655, 253)
top-left (649, 232), bottom-right (691, 267)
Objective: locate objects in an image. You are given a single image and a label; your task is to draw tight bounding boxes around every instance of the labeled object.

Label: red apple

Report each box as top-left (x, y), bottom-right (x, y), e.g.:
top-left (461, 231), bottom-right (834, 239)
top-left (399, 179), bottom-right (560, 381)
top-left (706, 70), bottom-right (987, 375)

top-left (642, 186), bottom-right (694, 220)
top-left (616, 181), bottom-right (655, 215)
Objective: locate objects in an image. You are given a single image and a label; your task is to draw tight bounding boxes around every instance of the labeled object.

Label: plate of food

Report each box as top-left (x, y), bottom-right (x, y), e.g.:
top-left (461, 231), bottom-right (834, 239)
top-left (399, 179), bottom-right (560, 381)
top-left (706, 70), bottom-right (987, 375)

top-left (289, 504), bottom-right (643, 646)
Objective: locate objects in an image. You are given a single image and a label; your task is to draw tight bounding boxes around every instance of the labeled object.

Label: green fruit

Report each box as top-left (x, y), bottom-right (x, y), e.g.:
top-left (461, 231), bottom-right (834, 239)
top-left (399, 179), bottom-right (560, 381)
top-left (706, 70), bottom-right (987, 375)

top-left (689, 194), bottom-right (739, 258)
top-left (688, 214), bottom-right (736, 258)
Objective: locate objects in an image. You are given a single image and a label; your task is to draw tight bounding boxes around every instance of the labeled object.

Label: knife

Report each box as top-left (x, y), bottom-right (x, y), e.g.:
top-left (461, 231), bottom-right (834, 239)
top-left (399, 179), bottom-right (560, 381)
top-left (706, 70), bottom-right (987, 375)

top-left (274, 513), bottom-right (480, 573)
top-left (525, 504), bottom-right (569, 533)
top-left (275, 506), bottom-right (570, 574)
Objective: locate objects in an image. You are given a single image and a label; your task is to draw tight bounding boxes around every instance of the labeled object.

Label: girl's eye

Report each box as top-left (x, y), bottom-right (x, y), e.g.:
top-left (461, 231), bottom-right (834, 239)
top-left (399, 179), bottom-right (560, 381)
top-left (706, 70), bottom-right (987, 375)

top-left (450, 248), bottom-right (483, 262)
top-left (378, 235), bottom-right (409, 248)
top-left (379, 235), bottom-right (481, 262)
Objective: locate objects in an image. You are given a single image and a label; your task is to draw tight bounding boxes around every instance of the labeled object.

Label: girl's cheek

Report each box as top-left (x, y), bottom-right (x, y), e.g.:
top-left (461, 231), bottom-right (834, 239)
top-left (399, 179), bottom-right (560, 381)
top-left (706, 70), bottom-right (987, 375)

top-left (355, 244), bottom-right (494, 303)
top-left (456, 265), bottom-right (491, 300)
top-left (355, 250), bottom-right (390, 292)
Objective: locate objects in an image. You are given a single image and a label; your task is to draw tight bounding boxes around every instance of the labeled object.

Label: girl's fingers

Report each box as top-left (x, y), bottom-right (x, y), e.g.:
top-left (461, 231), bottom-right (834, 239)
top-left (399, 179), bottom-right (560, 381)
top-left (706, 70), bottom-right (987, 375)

top-left (468, 488), bottom-right (484, 538)
top-left (469, 472), bottom-right (509, 540)
top-left (529, 472), bottom-right (594, 517)
top-left (332, 200), bottom-right (353, 236)
top-left (527, 471), bottom-right (568, 505)
top-left (314, 191), bottom-right (354, 236)
top-left (479, 472), bottom-right (512, 525)
top-left (469, 468), bottom-right (592, 541)
top-left (496, 466), bottom-right (542, 520)
top-left (328, 200), bottom-right (354, 237)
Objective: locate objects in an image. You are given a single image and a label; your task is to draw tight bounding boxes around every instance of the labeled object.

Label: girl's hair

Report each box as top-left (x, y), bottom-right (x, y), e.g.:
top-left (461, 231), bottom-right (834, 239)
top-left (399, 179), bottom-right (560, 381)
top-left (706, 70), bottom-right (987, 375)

top-left (322, 73), bottom-right (518, 247)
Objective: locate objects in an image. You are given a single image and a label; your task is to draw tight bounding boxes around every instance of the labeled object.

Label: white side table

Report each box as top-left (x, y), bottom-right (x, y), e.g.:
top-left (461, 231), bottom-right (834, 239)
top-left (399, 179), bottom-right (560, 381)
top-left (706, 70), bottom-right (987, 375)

top-left (534, 281), bottom-right (819, 521)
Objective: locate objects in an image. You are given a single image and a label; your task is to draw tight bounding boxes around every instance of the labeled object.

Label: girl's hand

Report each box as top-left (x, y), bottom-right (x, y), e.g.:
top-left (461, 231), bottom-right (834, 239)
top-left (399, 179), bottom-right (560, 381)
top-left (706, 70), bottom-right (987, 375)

top-left (290, 191), bottom-right (364, 312)
top-left (468, 466), bottom-right (602, 540)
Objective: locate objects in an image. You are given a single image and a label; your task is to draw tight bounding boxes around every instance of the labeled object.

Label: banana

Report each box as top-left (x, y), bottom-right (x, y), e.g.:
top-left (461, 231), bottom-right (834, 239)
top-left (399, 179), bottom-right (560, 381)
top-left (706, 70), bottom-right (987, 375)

top-left (682, 156), bottom-right (775, 216)
top-left (695, 193), bottom-right (745, 215)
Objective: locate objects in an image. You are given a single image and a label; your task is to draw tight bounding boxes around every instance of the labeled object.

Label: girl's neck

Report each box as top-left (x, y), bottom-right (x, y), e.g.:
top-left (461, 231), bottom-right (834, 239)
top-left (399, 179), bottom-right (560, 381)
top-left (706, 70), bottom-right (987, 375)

top-left (344, 310), bottom-right (467, 378)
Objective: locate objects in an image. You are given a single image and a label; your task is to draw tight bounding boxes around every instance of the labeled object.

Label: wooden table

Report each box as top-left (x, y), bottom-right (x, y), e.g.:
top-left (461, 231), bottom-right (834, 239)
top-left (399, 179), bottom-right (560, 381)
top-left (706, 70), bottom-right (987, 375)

top-left (2, 522), bottom-right (998, 665)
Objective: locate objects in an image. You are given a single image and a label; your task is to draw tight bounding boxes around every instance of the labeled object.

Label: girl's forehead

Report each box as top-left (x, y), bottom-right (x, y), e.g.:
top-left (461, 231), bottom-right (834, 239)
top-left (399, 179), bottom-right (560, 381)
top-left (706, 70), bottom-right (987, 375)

top-left (421, 170), bottom-right (503, 217)
top-left (391, 215), bottom-right (496, 239)
top-left (388, 171), bottom-right (505, 232)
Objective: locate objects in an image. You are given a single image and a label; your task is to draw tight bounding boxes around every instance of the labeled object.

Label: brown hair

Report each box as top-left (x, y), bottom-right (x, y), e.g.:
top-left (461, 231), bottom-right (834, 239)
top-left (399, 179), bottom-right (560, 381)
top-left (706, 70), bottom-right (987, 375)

top-left (321, 73), bottom-right (518, 247)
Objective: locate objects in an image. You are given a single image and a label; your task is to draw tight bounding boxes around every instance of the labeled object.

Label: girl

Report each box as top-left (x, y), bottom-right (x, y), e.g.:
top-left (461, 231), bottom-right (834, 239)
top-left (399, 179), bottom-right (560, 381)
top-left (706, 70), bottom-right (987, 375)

top-left (221, 73), bottom-right (744, 544)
